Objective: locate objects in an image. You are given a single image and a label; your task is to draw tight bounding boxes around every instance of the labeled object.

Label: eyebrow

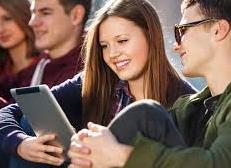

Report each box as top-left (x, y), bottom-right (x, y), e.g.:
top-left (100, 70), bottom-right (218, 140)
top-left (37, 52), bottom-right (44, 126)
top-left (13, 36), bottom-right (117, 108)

top-left (115, 34), bottom-right (129, 38)
top-left (99, 34), bottom-right (129, 43)
top-left (31, 7), bottom-right (53, 13)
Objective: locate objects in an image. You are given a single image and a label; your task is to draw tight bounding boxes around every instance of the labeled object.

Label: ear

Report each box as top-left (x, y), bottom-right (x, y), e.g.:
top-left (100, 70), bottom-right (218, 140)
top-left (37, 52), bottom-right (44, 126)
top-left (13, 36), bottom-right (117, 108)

top-left (213, 19), bottom-right (231, 41)
top-left (70, 5), bottom-right (86, 26)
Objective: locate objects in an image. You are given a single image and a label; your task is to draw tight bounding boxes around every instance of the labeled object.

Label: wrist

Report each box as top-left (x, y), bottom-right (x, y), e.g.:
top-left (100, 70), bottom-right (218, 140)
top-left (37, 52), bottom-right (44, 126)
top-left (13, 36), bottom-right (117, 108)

top-left (113, 144), bottom-right (133, 167)
top-left (17, 136), bottom-right (31, 156)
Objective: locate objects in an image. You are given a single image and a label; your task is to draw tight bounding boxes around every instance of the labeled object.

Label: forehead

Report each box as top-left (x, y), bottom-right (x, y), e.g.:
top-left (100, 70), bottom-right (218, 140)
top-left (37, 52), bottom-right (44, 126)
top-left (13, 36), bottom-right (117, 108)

top-left (31, 0), bottom-right (63, 11)
top-left (99, 16), bottom-right (139, 38)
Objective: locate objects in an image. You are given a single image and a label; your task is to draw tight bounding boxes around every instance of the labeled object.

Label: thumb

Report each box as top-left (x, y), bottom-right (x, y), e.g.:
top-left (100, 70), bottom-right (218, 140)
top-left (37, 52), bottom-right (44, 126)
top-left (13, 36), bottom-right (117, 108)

top-left (37, 134), bottom-right (56, 143)
top-left (87, 122), bottom-right (105, 132)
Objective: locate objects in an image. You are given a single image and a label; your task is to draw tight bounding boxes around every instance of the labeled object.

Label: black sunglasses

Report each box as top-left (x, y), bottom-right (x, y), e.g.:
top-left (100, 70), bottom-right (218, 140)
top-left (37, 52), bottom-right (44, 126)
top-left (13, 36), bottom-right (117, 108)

top-left (174, 18), bottom-right (218, 44)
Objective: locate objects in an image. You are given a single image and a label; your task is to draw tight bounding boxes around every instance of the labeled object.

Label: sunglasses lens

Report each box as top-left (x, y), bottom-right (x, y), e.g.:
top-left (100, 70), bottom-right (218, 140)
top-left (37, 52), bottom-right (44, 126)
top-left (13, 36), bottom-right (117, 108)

top-left (174, 26), bottom-right (181, 44)
top-left (174, 18), bottom-right (218, 45)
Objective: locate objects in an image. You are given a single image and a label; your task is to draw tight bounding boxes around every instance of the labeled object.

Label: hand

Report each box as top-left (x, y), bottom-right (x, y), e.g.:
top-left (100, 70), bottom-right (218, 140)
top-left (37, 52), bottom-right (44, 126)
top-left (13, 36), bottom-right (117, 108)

top-left (68, 122), bottom-right (133, 168)
top-left (17, 134), bottom-right (64, 166)
top-left (68, 128), bottom-right (93, 168)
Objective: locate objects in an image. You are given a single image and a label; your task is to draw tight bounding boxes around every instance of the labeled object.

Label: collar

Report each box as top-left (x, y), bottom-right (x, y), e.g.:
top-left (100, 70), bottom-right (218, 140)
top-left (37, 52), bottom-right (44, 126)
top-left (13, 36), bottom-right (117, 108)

top-left (115, 80), bottom-right (133, 99)
top-left (203, 94), bottom-right (221, 112)
top-left (189, 82), bottom-right (231, 104)
top-left (39, 45), bottom-right (81, 65)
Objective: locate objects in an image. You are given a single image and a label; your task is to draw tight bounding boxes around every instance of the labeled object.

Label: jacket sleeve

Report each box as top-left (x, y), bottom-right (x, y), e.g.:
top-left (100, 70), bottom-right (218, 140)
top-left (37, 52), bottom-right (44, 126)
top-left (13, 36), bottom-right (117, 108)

top-left (124, 98), bottom-right (231, 168)
top-left (0, 73), bottom-right (83, 154)
top-left (0, 104), bottom-right (29, 154)
top-left (51, 73), bottom-right (83, 131)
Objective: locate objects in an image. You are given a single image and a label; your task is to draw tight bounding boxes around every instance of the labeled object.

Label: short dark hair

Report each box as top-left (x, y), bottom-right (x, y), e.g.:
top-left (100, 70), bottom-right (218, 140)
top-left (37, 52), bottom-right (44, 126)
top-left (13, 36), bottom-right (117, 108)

top-left (58, 0), bottom-right (92, 26)
top-left (182, 0), bottom-right (231, 22)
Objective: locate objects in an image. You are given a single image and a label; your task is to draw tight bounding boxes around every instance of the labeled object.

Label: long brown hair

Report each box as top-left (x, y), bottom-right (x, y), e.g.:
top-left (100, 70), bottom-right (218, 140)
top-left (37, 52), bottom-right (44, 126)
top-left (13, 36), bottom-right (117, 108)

top-left (82, 0), bottom-right (181, 126)
top-left (0, 0), bottom-right (36, 59)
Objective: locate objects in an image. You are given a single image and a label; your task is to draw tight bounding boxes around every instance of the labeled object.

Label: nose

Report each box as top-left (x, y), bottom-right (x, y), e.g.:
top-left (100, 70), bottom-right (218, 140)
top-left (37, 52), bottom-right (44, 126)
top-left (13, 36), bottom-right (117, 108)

top-left (0, 25), bottom-right (4, 34)
top-left (109, 45), bottom-right (120, 58)
top-left (173, 42), bottom-right (181, 53)
top-left (0, 22), bottom-right (6, 34)
top-left (29, 13), bottom-right (41, 28)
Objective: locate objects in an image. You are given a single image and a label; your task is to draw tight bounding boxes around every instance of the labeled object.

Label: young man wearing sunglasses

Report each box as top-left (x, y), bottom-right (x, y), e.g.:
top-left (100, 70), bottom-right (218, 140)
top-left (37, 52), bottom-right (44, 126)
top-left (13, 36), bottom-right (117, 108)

top-left (67, 0), bottom-right (231, 167)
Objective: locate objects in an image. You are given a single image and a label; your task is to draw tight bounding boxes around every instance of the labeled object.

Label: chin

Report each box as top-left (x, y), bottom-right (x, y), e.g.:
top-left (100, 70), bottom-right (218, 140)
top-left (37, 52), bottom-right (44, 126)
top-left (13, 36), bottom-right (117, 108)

top-left (117, 74), bottom-right (132, 81)
top-left (35, 43), bottom-right (49, 51)
top-left (0, 43), bottom-right (15, 49)
top-left (117, 76), bottom-right (128, 81)
top-left (182, 69), bottom-right (201, 78)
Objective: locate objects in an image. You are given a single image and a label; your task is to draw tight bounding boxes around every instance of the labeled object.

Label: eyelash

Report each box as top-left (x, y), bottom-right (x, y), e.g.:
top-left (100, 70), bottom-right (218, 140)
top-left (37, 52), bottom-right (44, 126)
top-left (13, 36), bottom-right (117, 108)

top-left (42, 12), bottom-right (51, 15)
top-left (3, 16), bottom-right (12, 21)
top-left (100, 44), bottom-right (108, 49)
top-left (118, 39), bottom-right (128, 44)
top-left (100, 39), bottom-right (128, 50)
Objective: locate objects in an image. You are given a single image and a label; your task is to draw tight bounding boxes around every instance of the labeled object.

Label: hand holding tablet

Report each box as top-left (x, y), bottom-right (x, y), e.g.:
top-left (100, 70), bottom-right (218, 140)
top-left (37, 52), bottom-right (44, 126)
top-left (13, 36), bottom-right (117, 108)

top-left (11, 85), bottom-right (75, 159)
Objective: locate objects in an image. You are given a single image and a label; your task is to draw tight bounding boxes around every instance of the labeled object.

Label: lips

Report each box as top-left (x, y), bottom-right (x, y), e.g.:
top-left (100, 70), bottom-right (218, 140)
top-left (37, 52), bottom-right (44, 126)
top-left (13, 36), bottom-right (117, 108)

top-left (0, 34), bottom-right (11, 43)
top-left (179, 52), bottom-right (187, 66)
top-left (34, 30), bottom-right (46, 39)
top-left (180, 52), bottom-right (186, 59)
top-left (115, 60), bottom-right (130, 70)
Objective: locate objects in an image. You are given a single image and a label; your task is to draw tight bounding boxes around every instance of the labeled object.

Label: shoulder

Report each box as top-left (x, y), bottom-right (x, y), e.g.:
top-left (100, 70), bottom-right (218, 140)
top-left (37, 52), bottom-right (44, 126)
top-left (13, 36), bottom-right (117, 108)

top-left (170, 87), bottom-right (210, 116)
top-left (166, 77), bottom-right (197, 108)
top-left (170, 94), bottom-right (193, 111)
top-left (217, 84), bottom-right (231, 121)
top-left (51, 72), bottom-right (83, 95)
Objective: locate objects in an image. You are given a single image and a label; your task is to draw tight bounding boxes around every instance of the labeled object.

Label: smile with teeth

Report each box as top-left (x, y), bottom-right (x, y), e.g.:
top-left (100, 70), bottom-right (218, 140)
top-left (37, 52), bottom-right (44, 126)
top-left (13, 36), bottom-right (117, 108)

top-left (35, 31), bottom-right (46, 38)
top-left (115, 60), bottom-right (130, 70)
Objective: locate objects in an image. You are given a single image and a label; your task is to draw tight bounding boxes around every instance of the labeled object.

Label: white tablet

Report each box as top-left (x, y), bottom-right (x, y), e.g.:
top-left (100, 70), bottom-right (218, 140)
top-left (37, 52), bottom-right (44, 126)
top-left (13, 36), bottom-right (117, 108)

top-left (10, 85), bottom-right (75, 156)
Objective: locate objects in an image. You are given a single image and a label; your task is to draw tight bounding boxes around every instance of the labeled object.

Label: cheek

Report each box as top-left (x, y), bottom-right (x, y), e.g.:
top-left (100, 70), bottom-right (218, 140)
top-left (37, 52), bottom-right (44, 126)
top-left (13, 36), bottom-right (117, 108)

top-left (139, 55), bottom-right (149, 69)
top-left (102, 52), bottom-right (110, 66)
top-left (132, 37), bottom-right (149, 61)
top-left (134, 46), bottom-right (149, 64)
top-left (14, 28), bottom-right (26, 41)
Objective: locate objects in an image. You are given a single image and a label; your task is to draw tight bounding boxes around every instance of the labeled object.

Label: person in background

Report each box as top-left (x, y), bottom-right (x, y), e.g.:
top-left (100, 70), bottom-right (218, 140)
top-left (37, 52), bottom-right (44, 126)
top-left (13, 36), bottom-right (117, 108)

top-left (0, 0), bottom-right (39, 167)
top-left (68, 0), bottom-right (231, 168)
top-left (17, 0), bottom-right (92, 87)
top-left (0, 0), bottom-right (195, 167)
top-left (0, 0), bottom-right (39, 108)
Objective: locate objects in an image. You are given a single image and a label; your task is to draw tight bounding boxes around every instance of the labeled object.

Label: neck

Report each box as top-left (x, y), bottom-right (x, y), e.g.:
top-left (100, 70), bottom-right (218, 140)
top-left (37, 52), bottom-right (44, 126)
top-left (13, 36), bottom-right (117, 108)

top-left (205, 54), bottom-right (231, 96)
top-left (128, 77), bottom-right (146, 101)
top-left (205, 37), bottom-right (231, 96)
top-left (9, 41), bottom-right (32, 73)
top-left (48, 31), bottom-right (81, 59)
top-left (206, 75), bottom-right (231, 97)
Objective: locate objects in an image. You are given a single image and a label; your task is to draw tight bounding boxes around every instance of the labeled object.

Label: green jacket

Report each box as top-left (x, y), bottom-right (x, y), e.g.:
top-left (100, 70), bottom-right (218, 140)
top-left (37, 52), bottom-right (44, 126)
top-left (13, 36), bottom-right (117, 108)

top-left (124, 83), bottom-right (231, 168)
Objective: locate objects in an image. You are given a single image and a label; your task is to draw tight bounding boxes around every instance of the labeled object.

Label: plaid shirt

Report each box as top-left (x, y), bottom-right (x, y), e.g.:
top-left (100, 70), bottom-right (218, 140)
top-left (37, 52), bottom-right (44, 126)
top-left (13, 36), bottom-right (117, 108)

top-left (113, 80), bottom-right (135, 117)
